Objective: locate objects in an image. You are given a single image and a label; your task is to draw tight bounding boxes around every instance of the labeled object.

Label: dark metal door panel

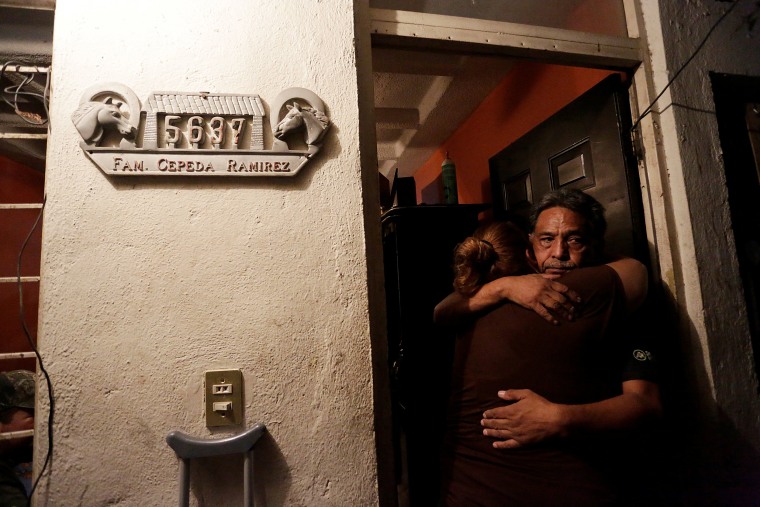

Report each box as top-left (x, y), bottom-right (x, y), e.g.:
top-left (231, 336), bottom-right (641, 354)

top-left (489, 74), bottom-right (645, 260)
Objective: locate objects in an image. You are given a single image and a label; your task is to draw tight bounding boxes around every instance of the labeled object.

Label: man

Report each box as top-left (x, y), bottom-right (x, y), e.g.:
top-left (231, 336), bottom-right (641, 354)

top-left (0, 370), bottom-right (36, 507)
top-left (434, 189), bottom-right (647, 326)
top-left (436, 188), bottom-right (660, 505)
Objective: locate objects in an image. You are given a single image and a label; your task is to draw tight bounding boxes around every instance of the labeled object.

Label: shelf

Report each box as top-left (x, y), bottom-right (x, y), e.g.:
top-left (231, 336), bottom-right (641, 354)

top-left (0, 132), bottom-right (47, 139)
top-left (0, 203), bottom-right (44, 209)
top-left (381, 203), bottom-right (489, 223)
top-left (0, 276), bottom-right (40, 283)
top-left (1, 64), bottom-right (50, 73)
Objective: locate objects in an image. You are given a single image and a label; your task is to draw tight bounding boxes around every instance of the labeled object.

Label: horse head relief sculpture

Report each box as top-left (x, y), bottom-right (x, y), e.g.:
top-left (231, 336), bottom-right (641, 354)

top-left (270, 87), bottom-right (331, 155)
top-left (273, 102), bottom-right (330, 153)
top-left (71, 97), bottom-right (137, 147)
top-left (71, 83), bottom-right (331, 177)
top-left (71, 82), bottom-right (142, 149)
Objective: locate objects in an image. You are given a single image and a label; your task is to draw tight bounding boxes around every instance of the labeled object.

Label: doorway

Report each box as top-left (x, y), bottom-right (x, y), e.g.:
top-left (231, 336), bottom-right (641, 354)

top-left (367, 8), bottom-right (646, 507)
top-left (373, 57), bottom-right (645, 507)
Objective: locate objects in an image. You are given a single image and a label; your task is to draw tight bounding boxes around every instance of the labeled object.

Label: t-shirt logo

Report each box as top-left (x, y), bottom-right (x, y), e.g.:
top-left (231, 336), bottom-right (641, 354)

top-left (633, 349), bottom-right (653, 361)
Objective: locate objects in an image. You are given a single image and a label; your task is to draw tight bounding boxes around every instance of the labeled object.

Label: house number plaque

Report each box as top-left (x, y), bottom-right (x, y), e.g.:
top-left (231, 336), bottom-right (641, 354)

top-left (72, 83), bottom-right (330, 177)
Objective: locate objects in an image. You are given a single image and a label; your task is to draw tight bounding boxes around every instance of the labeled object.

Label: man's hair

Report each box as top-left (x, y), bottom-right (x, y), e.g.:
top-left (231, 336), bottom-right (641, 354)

top-left (528, 188), bottom-right (607, 249)
top-left (452, 221), bottom-right (531, 296)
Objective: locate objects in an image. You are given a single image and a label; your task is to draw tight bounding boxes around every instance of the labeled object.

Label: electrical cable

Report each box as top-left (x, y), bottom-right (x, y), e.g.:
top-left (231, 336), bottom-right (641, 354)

top-left (1, 60), bottom-right (50, 126)
top-left (16, 194), bottom-right (52, 506)
top-left (630, 0), bottom-right (742, 133)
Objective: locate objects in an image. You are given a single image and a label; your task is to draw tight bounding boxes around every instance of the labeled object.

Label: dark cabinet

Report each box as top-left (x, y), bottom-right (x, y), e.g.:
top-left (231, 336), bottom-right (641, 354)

top-left (381, 204), bottom-right (487, 506)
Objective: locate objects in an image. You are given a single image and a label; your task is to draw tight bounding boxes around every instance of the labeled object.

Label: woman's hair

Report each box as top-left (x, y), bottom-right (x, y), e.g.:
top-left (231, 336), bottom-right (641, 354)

top-left (452, 221), bottom-right (531, 296)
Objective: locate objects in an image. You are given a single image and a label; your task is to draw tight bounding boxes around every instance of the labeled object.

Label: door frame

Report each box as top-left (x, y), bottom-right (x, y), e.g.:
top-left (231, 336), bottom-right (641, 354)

top-left (366, 3), bottom-right (676, 294)
top-left (358, 3), bottom-right (686, 505)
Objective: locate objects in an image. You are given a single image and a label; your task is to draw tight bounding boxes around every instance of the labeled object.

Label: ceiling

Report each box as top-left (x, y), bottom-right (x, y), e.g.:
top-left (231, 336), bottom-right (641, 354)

top-left (368, 0), bottom-right (628, 179)
top-left (0, 3), bottom-right (517, 180)
top-left (372, 46), bottom-right (515, 179)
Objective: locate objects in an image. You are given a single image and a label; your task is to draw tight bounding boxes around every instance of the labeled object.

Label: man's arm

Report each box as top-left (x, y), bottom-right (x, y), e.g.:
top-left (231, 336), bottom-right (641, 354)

top-left (433, 274), bottom-right (581, 327)
top-left (480, 380), bottom-right (661, 449)
top-left (433, 257), bottom-right (647, 328)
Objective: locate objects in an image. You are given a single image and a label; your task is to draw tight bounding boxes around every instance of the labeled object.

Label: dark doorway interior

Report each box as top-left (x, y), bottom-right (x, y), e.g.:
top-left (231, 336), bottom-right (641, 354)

top-left (711, 72), bottom-right (760, 387)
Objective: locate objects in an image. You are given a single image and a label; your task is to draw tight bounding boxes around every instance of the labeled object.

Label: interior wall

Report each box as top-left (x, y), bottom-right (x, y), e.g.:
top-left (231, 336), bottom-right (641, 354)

top-left (370, 0), bottom-right (628, 36)
top-left (413, 61), bottom-right (617, 207)
top-left (37, 1), bottom-right (380, 505)
top-left (565, 0), bottom-right (626, 34)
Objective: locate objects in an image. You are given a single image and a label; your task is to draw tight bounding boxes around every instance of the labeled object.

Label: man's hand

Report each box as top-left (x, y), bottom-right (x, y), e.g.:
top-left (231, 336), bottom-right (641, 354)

top-left (503, 274), bottom-right (581, 325)
top-left (433, 274), bottom-right (581, 327)
top-left (481, 380), bottom-right (661, 450)
top-left (481, 389), bottom-right (565, 449)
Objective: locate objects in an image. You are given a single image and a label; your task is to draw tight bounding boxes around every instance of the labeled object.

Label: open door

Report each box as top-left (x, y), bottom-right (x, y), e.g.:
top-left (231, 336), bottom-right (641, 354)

top-left (489, 73), bottom-right (646, 261)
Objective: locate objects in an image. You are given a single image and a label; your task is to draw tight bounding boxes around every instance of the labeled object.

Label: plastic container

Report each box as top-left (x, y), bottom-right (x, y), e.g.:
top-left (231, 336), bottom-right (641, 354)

top-left (441, 152), bottom-right (458, 204)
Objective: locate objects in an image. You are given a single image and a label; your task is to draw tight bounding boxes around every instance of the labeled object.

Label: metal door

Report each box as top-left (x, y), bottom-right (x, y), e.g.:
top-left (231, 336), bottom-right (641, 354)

top-left (489, 73), bottom-right (646, 260)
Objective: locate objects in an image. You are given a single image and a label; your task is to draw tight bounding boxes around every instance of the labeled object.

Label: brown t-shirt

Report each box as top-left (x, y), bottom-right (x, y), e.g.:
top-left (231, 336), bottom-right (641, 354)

top-left (441, 265), bottom-right (630, 507)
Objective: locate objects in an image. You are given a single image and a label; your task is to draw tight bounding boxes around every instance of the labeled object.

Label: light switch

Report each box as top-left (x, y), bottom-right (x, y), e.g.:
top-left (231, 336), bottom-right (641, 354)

top-left (213, 401), bottom-right (233, 412)
top-left (204, 369), bottom-right (243, 427)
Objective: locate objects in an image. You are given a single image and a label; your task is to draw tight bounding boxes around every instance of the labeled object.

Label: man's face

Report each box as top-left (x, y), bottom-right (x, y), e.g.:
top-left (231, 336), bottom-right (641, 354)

top-left (529, 206), bottom-right (597, 278)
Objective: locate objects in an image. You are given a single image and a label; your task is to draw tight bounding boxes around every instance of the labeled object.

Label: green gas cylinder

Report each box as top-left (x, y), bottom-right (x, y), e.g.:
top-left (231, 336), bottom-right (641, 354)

top-left (442, 153), bottom-right (458, 204)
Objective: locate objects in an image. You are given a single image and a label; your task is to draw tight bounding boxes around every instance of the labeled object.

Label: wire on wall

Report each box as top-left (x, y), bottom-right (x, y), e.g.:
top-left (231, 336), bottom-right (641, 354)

top-left (630, 0), bottom-right (743, 133)
top-left (16, 194), bottom-right (53, 504)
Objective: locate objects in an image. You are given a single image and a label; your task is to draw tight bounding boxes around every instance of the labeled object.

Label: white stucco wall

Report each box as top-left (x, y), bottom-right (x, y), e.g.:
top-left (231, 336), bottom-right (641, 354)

top-left (635, 0), bottom-right (760, 501)
top-left (639, 0), bottom-right (760, 436)
top-left (36, 1), bottom-right (382, 505)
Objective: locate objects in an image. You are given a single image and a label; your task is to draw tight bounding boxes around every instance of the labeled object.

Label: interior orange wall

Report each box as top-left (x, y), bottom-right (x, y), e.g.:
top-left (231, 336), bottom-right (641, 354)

top-left (414, 61), bottom-right (618, 206)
